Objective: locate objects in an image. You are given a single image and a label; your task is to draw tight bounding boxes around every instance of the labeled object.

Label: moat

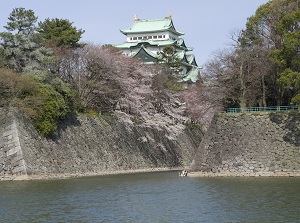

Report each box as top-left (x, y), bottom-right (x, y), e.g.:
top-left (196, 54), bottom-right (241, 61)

top-left (0, 171), bottom-right (299, 222)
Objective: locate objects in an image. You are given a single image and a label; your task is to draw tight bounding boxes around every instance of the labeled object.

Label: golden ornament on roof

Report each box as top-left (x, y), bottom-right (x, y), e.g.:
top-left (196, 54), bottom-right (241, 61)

top-left (166, 12), bottom-right (172, 19)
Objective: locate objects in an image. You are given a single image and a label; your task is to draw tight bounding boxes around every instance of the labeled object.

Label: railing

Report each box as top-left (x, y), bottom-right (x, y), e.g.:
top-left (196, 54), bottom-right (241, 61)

top-left (227, 105), bottom-right (299, 113)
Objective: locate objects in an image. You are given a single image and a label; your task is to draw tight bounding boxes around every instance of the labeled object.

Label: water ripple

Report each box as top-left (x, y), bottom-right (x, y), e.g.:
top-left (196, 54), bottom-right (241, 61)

top-left (0, 172), bottom-right (299, 222)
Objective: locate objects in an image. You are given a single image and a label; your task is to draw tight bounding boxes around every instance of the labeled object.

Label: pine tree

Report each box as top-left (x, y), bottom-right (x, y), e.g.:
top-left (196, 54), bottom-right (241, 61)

top-left (37, 18), bottom-right (84, 48)
top-left (157, 46), bottom-right (182, 74)
top-left (0, 8), bottom-right (54, 73)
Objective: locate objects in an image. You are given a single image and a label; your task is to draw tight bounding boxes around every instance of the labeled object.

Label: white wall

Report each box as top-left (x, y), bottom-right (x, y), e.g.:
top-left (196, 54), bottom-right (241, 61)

top-left (126, 31), bottom-right (179, 42)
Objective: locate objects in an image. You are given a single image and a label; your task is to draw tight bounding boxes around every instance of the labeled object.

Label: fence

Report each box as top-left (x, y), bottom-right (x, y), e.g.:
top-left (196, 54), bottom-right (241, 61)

top-left (227, 105), bottom-right (299, 113)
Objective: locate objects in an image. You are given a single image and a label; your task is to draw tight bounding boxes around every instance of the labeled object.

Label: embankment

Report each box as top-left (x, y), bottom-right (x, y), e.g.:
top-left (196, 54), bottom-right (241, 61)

top-left (190, 111), bottom-right (300, 177)
top-left (0, 108), bottom-right (203, 180)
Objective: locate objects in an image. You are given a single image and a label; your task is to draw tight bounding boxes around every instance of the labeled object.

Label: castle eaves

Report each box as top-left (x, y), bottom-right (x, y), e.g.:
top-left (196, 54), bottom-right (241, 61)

top-left (120, 18), bottom-right (184, 36)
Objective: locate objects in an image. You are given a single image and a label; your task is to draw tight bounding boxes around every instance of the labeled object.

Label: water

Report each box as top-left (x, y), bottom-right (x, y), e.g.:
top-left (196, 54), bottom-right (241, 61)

top-left (0, 171), bottom-right (299, 223)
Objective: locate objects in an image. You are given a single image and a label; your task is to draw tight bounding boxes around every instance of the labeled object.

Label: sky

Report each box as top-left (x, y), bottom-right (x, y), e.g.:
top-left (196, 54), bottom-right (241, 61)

top-left (0, 0), bottom-right (270, 65)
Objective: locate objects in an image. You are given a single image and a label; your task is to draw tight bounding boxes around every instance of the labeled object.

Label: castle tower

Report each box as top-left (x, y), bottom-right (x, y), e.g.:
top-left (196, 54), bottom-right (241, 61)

top-left (115, 15), bottom-right (200, 82)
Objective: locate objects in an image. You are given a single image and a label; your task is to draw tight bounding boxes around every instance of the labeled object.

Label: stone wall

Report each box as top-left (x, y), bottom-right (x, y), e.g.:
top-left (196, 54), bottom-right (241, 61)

top-left (191, 111), bottom-right (300, 176)
top-left (0, 108), bottom-right (27, 180)
top-left (0, 108), bottom-right (203, 180)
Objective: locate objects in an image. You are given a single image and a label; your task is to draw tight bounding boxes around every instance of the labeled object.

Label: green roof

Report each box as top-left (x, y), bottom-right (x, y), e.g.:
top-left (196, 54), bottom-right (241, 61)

top-left (120, 18), bottom-right (184, 36)
top-left (115, 39), bottom-right (190, 51)
top-left (176, 50), bottom-right (186, 61)
top-left (131, 47), bottom-right (193, 68)
top-left (115, 40), bottom-right (176, 49)
top-left (186, 54), bottom-right (198, 66)
top-left (133, 46), bottom-right (158, 63)
top-left (182, 67), bottom-right (200, 83)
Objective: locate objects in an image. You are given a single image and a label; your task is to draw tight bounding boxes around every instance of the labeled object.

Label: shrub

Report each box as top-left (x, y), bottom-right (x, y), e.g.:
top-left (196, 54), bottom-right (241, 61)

top-left (0, 68), bottom-right (77, 136)
top-left (31, 84), bottom-right (69, 136)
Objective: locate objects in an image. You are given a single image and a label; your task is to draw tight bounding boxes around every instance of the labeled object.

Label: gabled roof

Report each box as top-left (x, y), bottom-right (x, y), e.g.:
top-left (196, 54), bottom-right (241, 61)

top-left (186, 54), bottom-right (198, 66)
top-left (176, 51), bottom-right (189, 64)
top-left (133, 45), bottom-right (158, 63)
top-left (182, 67), bottom-right (200, 83)
top-left (176, 38), bottom-right (193, 51)
top-left (120, 18), bottom-right (184, 36)
top-left (132, 46), bottom-right (191, 67)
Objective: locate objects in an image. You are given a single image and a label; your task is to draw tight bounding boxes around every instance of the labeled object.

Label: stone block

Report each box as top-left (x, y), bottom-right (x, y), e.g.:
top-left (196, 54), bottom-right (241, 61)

top-left (18, 159), bottom-right (26, 167)
top-left (10, 155), bottom-right (23, 164)
top-left (11, 165), bottom-right (26, 174)
top-left (6, 146), bottom-right (21, 156)
top-left (3, 130), bottom-right (15, 137)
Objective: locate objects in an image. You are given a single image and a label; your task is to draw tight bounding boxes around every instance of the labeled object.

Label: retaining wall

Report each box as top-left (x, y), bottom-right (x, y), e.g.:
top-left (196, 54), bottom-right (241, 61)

top-left (0, 108), bottom-right (203, 180)
top-left (191, 112), bottom-right (300, 176)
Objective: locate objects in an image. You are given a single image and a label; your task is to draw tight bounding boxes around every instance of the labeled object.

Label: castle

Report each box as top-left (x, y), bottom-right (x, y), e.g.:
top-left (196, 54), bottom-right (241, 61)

top-left (115, 14), bottom-right (201, 82)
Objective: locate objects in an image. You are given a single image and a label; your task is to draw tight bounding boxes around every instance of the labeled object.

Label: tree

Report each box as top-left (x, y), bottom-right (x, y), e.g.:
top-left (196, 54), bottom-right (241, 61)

top-left (204, 0), bottom-right (300, 108)
top-left (59, 44), bottom-right (126, 111)
top-left (4, 7), bottom-right (37, 34)
top-left (0, 7), bottom-right (54, 72)
top-left (36, 18), bottom-right (85, 75)
top-left (57, 43), bottom-right (188, 124)
top-left (0, 47), bottom-right (4, 68)
top-left (37, 18), bottom-right (85, 48)
top-left (180, 80), bottom-right (222, 126)
top-left (203, 42), bottom-right (272, 110)
top-left (271, 9), bottom-right (300, 104)
top-left (157, 46), bottom-right (182, 74)
top-left (243, 0), bottom-right (300, 105)
top-left (204, 49), bottom-right (239, 108)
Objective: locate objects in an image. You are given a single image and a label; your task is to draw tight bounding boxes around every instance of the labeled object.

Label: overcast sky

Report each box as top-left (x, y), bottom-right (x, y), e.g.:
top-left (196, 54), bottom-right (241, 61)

top-left (1, 0), bottom-right (269, 65)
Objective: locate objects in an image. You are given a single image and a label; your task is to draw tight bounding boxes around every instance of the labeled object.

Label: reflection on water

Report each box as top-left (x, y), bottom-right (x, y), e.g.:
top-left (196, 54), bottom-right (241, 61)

top-left (0, 171), bottom-right (299, 223)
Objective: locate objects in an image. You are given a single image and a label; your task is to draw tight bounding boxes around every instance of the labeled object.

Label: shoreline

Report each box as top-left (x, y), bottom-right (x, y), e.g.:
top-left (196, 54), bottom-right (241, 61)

top-left (1, 167), bottom-right (182, 181)
top-left (2, 169), bottom-right (300, 181)
top-left (188, 170), bottom-right (300, 177)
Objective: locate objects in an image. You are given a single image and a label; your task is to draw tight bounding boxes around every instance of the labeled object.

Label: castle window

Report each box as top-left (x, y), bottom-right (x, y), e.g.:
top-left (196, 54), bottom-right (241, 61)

top-left (138, 37), bottom-right (142, 40)
top-left (133, 37), bottom-right (137, 40)
top-left (153, 36), bottom-right (157, 39)
top-left (148, 36), bottom-right (152, 39)
top-left (158, 35), bottom-right (162, 39)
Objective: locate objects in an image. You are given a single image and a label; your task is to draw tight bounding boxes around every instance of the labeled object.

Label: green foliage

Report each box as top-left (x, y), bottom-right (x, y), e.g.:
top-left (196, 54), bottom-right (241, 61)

top-left (83, 109), bottom-right (100, 117)
top-left (0, 48), bottom-right (4, 68)
top-left (237, 0), bottom-right (300, 106)
top-left (38, 18), bottom-right (85, 48)
top-left (0, 8), bottom-right (83, 136)
top-left (32, 84), bottom-right (69, 136)
top-left (270, 5), bottom-right (300, 103)
top-left (45, 74), bottom-right (79, 112)
top-left (277, 68), bottom-right (300, 90)
top-left (164, 77), bottom-right (184, 92)
top-left (0, 68), bottom-right (78, 136)
top-left (243, 2), bottom-right (273, 46)
top-left (99, 111), bottom-right (116, 123)
top-left (291, 94), bottom-right (300, 105)
top-left (4, 7), bottom-right (37, 32)
top-left (0, 68), bottom-right (22, 105)
top-left (185, 121), bottom-right (204, 130)
top-left (157, 46), bottom-right (182, 74)
top-left (0, 7), bottom-right (55, 72)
